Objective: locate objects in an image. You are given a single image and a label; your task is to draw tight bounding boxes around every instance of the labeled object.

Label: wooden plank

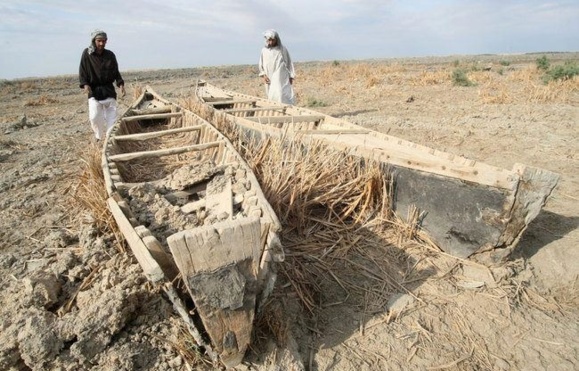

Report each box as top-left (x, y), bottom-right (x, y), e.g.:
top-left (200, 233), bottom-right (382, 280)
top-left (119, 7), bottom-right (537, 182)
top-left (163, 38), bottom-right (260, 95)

top-left (113, 125), bottom-right (203, 141)
top-left (122, 112), bottom-right (183, 122)
top-left (132, 106), bottom-right (172, 115)
top-left (167, 217), bottom-right (262, 368)
top-left (108, 141), bottom-right (221, 162)
top-left (107, 197), bottom-right (165, 282)
top-left (246, 115), bottom-right (325, 124)
top-left (299, 129), bottom-right (370, 135)
top-left (205, 174), bottom-right (233, 221)
top-left (201, 96), bottom-right (232, 102)
top-left (205, 99), bottom-right (256, 106)
top-left (223, 107), bottom-right (286, 113)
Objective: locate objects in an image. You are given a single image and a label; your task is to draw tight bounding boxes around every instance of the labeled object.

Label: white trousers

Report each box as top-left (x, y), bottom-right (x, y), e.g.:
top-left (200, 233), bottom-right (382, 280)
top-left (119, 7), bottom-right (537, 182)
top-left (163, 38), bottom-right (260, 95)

top-left (88, 97), bottom-right (117, 140)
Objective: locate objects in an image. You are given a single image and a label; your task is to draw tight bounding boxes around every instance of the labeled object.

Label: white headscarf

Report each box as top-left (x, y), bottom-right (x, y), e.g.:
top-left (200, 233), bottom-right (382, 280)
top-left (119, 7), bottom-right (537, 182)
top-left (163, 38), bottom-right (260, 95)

top-left (263, 29), bottom-right (282, 48)
top-left (88, 29), bottom-right (107, 55)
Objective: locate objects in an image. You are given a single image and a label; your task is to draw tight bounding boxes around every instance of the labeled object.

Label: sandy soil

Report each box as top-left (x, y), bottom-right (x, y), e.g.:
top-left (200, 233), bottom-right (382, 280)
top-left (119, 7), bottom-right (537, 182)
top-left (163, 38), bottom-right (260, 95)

top-left (1, 52), bottom-right (578, 370)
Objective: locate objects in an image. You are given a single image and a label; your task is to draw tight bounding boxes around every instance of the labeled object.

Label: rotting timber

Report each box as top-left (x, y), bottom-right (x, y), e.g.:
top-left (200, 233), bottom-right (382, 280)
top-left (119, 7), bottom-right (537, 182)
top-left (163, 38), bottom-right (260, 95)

top-left (102, 86), bottom-right (283, 368)
top-left (195, 80), bottom-right (559, 265)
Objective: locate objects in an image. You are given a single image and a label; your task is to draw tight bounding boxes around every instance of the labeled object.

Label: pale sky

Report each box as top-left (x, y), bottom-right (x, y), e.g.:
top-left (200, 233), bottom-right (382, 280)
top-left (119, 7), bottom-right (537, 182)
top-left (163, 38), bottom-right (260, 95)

top-left (1, 0), bottom-right (577, 79)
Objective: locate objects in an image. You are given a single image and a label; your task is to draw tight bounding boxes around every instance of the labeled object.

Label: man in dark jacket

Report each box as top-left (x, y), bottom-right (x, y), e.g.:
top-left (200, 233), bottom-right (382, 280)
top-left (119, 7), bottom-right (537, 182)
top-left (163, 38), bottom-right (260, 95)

top-left (79, 29), bottom-right (125, 141)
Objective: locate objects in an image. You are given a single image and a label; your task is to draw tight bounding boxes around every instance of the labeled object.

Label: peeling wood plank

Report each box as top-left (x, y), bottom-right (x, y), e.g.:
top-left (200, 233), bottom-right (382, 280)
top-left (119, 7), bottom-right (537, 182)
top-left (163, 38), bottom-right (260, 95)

top-left (132, 106), bottom-right (173, 115)
top-left (113, 125), bottom-right (203, 141)
top-left (247, 115), bottom-right (325, 124)
top-left (108, 141), bottom-right (221, 162)
top-left (121, 112), bottom-right (183, 122)
top-left (223, 106), bottom-right (286, 113)
top-left (205, 99), bottom-right (256, 106)
top-left (107, 197), bottom-right (165, 282)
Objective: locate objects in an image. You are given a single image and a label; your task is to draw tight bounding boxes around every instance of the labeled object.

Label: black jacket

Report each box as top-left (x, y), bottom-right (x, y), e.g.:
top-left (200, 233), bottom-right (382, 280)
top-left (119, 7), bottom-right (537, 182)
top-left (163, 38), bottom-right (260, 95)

top-left (79, 48), bottom-right (124, 100)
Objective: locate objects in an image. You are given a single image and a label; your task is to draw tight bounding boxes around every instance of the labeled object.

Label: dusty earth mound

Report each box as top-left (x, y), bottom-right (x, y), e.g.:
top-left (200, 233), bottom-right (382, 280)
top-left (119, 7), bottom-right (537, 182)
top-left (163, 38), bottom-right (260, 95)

top-left (1, 53), bottom-right (577, 370)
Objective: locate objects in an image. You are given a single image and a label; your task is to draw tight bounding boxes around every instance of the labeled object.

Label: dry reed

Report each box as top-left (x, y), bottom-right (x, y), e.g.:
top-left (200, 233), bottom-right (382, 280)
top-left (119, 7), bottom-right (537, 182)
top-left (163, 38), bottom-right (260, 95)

top-left (71, 142), bottom-right (125, 252)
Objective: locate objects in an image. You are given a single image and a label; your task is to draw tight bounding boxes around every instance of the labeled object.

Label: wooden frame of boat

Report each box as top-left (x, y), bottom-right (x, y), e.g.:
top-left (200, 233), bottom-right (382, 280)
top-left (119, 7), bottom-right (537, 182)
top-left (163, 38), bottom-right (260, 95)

top-left (195, 80), bottom-right (559, 264)
top-left (102, 86), bottom-right (283, 368)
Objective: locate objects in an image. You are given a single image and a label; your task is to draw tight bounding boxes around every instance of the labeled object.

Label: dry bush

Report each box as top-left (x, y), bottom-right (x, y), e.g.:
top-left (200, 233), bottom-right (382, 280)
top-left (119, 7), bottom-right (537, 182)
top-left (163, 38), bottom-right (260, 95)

top-left (19, 80), bottom-right (38, 90)
top-left (524, 77), bottom-right (579, 103)
top-left (469, 70), bottom-right (495, 85)
top-left (153, 319), bottom-right (211, 369)
top-left (71, 143), bottom-right (125, 252)
top-left (24, 95), bottom-right (60, 106)
top-left (508, 65), bottom-right (541, 83)
top-left (409, 70), bottom-right (450, 86)
top-left (132, 84), bottom-right (144, 100)
top-left (478, 80), bottom-right (512, 104)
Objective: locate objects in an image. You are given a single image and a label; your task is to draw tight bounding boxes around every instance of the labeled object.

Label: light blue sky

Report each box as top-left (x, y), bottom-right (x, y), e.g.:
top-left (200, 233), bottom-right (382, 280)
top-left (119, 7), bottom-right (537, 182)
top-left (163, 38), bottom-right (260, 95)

top-left (1, 0), bottom-right (577, 79)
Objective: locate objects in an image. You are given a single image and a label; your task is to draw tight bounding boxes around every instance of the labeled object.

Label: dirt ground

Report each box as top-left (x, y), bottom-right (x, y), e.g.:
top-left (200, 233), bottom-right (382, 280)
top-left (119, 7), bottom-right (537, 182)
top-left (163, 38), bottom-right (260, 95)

top-left (1, 52), bottom-right (578, 370)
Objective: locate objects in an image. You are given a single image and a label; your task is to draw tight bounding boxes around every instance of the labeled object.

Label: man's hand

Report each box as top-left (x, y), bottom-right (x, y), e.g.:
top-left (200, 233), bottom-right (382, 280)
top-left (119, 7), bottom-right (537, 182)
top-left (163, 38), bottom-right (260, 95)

top-left (84, 85), bottom-right (91, 95)
top-left (263, 76), bottom-right (270, 84)
top-left (120, 85), bottom-right (126, 98)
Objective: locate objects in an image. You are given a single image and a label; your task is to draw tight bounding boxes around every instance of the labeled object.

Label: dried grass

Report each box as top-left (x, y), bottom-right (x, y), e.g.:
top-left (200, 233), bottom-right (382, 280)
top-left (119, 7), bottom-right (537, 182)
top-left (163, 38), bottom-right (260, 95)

top-left (24, 95), bottom-right (60, 106)
top-left (71, 142), bottom-right (125, 252)
top-left (409, 70), bottom-right (450, 86)
top-left (153, 318), bottom-right (211, 370)
top-left (524, 78), bottom-right (578, 103)
top-left (478, 80), bottom-right (512, 104)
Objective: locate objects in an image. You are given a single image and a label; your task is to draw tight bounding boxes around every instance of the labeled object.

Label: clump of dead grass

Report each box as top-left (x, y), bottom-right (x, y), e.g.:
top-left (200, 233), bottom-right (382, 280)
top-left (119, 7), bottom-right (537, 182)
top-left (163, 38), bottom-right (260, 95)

top-left (153, 319), bottom-right (212, 369)
top-left (478, 80), bottom-right (512, 104)
top-left (409, 69), bottom-right (450, 86)
top-left (71, 142), bottom-right (125, 252)
top-left (24, 95), bottom-right (60, 106)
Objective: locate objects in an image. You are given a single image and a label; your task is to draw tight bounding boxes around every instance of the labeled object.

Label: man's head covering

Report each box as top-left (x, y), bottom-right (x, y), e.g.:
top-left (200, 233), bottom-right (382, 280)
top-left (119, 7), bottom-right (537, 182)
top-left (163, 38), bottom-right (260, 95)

top-left (88, 29), bottom-right (107, 55)
top-left (263, 29), bottom-right (282, 48)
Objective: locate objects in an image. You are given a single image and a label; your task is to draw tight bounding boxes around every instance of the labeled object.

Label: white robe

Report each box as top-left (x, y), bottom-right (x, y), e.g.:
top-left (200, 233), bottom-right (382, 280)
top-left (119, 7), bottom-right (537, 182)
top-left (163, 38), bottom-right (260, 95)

top-left (259, 45), bottom-right (295, 104)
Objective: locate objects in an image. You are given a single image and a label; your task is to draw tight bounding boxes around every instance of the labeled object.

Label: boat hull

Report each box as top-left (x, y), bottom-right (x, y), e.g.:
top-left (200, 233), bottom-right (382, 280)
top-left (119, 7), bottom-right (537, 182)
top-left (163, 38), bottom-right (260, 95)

top-left (195, 81), bottom-right (559, 264)
top-left (102, 87), bottom-right (283, 367)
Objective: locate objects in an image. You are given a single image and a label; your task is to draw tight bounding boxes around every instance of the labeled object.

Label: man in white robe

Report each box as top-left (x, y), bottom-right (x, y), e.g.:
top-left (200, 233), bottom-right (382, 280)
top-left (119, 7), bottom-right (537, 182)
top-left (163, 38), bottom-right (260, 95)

top-left (259, 29), bottom-right (296, 104)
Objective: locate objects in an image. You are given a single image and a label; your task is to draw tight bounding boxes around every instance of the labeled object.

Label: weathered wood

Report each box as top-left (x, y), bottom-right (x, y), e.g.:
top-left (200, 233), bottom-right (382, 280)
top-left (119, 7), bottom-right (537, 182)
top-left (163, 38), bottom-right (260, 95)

top-left (113, 125), bottom-right (203, 141)
top-left (108, 141), bottom-right (221, 162)
top-left (298, 129), bottom-right (370, 135)
top-left (134, 226), bottom-right (180, 280)
top-left (131, 106), bottom-right (172, 115)
top-left (246, 115), bottom-right (325, 124)
top-left (223, 106), bottom-right (286, 113)
top-left (107, 197), bottom-right (165, 282)
top-left (205, 99), bottom-right (256, 105)
top-left (167, 217), bottom-right (262, 368)
top-left (181, 199), bottom-right (206, 214)
top-left (205, 174), bottom-right (233, 221)
top-left (121, 112), bottom-right (183, 122)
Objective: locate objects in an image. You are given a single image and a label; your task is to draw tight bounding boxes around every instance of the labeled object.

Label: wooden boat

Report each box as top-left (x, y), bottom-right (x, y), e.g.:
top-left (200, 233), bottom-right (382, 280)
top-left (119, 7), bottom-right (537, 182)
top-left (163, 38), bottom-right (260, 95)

top-left (102, 86), bottom-right (283, 368)
top-left (195, 80), bottom-right (559, 264)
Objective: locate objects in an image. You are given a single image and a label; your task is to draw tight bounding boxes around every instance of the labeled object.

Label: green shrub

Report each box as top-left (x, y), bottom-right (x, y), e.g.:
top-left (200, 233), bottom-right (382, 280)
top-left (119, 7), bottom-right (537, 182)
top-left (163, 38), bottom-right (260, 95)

top-left (499, 60), bottom-right (510, 66)
top-left (305, 97), bottom-right (328, 107)
top-left (332, 60), bottom-right (340, 66)
top-left (451, 69), bottom-right (475, 86)
top-left (543, 61), bottom-right (579, 82)
top-left (536, 55), bottom-right (550, 71)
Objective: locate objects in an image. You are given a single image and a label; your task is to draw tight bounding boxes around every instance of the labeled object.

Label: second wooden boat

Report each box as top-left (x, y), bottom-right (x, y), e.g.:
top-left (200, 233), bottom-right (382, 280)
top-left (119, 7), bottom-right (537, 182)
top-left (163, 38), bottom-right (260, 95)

top-left (102, 86), bottom-right (283, 368)
top-left (195, 80), bottom-right (559, 264)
